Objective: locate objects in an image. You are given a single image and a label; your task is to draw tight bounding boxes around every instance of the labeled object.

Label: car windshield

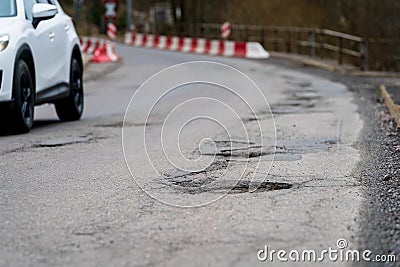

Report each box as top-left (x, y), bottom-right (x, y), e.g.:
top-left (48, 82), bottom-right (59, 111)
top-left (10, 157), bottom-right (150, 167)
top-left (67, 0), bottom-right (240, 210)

top-left (0, 0), bottom-right (17, 17)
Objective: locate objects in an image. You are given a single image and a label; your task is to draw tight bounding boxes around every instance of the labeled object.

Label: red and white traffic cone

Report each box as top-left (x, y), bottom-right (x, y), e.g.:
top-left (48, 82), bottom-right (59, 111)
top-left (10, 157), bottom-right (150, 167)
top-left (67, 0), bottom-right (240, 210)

top-left (91, 42), bottom-right (120, 63)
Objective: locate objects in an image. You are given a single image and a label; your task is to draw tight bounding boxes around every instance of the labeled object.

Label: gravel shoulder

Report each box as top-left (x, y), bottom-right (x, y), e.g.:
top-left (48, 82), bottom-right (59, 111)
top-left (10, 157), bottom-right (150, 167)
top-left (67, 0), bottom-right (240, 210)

top-left (353, 81), bottom-right (400, 266)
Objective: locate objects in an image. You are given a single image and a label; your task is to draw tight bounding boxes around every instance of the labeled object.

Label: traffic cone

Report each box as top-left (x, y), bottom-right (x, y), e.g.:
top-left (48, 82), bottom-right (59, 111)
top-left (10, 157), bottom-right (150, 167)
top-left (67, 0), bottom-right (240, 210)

top-left (91, 42), bottom-right (120, 63)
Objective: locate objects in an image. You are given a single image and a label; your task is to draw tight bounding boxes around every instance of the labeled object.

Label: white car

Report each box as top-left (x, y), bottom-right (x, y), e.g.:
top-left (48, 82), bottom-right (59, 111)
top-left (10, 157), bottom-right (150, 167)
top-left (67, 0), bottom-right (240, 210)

top-left (0, 0), bottom-right (83, 133)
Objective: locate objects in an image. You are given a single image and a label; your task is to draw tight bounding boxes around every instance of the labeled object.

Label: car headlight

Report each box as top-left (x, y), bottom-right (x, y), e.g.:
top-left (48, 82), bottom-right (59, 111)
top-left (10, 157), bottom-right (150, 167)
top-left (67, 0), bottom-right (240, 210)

top-left (0, 35), bottom-right (9, 52)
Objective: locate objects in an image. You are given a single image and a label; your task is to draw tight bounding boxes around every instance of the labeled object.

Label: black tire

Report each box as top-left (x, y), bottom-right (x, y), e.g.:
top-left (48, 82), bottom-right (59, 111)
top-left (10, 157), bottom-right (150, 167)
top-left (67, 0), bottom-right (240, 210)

top-left (10, 60), bottom-right (34, 134)
top-left (55, 57), bottom-right (83, 121)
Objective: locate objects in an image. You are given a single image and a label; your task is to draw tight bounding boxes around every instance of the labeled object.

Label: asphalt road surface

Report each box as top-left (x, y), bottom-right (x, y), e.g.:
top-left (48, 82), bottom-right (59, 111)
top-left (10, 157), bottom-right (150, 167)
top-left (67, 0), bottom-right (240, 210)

top-left (0, 44), bottom-right (395, 266)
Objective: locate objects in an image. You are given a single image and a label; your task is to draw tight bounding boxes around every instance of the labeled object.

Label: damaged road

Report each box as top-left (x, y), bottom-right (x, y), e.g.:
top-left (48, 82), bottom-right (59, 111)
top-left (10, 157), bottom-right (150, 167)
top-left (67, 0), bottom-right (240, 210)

top-left (0, 44), bottom-right (395, 266)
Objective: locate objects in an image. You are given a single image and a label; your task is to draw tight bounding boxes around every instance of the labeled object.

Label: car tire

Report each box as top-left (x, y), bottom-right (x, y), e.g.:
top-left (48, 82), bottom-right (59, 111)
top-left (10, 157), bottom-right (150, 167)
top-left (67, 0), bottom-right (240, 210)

top-left (55, 57), bottom-right (84, 121)
top-left (10, 59), bottom-right (35, 134)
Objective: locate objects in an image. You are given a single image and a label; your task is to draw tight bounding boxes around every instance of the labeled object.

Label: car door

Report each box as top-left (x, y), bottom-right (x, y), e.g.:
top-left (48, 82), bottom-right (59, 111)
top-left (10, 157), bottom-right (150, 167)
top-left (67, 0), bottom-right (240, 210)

top-left (23, 0), bottom-right (61, 92)
top-left (43, 0), bottom-right (69, 84)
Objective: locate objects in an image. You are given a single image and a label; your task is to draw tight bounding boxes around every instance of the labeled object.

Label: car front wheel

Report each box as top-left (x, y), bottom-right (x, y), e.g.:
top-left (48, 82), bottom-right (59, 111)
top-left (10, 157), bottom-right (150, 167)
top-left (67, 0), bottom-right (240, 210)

top-left (55, 57), bottom-right (84, 121)
top-left (10, 59), bottom-right (34, 134)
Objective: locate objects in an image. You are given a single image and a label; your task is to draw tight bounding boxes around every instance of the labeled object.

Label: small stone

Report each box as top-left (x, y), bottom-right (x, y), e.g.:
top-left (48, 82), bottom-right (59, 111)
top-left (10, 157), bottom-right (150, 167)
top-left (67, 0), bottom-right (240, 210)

top-left (383, 174), bottom-right (393, 181)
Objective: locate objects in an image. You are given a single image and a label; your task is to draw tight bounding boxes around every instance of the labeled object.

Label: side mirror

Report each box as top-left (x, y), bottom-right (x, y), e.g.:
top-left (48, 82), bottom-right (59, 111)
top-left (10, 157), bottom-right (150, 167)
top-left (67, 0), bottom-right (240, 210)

top-left (32, 3), bottom-right (57, 28)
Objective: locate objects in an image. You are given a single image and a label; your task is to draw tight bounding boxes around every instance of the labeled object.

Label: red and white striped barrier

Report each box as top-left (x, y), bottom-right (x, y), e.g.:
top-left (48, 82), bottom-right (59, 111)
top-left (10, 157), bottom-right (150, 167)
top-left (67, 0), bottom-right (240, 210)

top-left (79, 37), bottom-right (120, 63)
top-left (221, 22), bottom-right (231, 39)
top-left (107, 23), bottom-right (117, 40)
top-left (124, 32), bottom-right (270, 59)
top-left (80, 37), bottom-right (106, 55)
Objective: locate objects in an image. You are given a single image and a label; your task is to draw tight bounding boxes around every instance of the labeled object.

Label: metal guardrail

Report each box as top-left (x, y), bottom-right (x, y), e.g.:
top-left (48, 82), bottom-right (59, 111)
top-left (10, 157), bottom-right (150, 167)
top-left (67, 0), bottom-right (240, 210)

top-left (193, 23), bottom-right (369, 70)
top-left (148, 23), bottom-right (400, 71)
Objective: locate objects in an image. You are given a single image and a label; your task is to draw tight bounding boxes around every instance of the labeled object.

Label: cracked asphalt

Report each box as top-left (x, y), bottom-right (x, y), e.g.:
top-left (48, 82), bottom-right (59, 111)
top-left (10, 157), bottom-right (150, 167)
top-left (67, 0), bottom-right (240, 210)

top-left (0, 44), bottom-right (399, 266)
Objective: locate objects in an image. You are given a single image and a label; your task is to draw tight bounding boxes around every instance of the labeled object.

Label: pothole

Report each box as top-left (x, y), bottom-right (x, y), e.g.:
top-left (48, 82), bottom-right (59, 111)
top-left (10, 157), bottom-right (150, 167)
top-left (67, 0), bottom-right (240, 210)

top-left (271, 89), bottom-right (328, 115)
top-left (276, 100), bottom-right (316, 107)
top-left (0, 146), bottom-right (27, 156)
top-left (228, 180), bottom-right (293, 194)
top-left (163, 160), bottom-right (229, 189)
top-left (292, 91), bottom-right (322, 101)
top-left (34, 134), bottom-right (94, 148)
top-left (286, 80), bottom-right (312, 88)
top-left (95, 121), bottom-right (162, 128)
top-left (276, 139), bottom-right (339, 153)
top-left (201, 145), bottom-right (275, 158)
top-left (214, 140), bottom-right (255, 146)
top-left (95, 122), bottom-right (124, 128)
top-left (73, 224), bottom-right (111, 236)
top-left (198, 138), bottom-right (339, 162)
top-left (162, 177), bottom-right (293, 194)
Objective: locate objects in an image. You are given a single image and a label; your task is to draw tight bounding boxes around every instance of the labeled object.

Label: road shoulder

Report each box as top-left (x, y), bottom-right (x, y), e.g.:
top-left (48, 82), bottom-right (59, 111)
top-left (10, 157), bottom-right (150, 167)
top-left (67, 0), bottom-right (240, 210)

top-left (266, 56), bottom-right (400, 264)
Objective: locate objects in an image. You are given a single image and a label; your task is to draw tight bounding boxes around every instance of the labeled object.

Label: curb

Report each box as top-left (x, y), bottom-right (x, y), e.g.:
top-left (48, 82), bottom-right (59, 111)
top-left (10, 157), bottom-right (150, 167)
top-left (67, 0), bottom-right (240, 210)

top-left (270, 52), bottom-right (358, 73)
top-left (270, 52), bottom-right (400, 78)
top-left (350, 71), bottom-right (400, 79)
top-left (379, 85), bottom-right (400, 126)
top-left (124, 32), bottom-right (270, 59)
top-left (83, 60), bottom-right (123, 82)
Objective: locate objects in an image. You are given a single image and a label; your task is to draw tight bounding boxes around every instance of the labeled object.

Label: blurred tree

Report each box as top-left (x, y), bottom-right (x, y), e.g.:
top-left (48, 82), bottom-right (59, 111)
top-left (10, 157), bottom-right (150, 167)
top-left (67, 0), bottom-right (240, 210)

top-left (57, 0), bottom-right (400, 39)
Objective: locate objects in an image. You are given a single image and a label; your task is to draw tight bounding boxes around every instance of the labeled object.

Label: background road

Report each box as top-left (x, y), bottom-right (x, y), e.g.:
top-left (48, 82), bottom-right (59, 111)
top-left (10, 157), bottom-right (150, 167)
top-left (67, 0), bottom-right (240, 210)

top-left (0, 44), bottom-right (373, 266)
